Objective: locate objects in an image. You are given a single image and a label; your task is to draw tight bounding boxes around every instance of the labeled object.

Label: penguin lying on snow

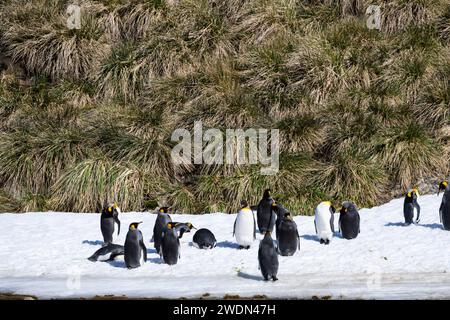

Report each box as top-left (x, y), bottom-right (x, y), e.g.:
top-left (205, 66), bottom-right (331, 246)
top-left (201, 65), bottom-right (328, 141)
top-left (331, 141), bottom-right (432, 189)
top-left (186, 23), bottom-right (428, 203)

top-left (234, 200), bottom-right (256, 249)
top-left (404, 188), bottom-right (420, 225)
top-left (88, 243), bottom-right (124, 262)
top-left (161, 222), bottom-right (195, 265)
top-left (438, 181), bottom-right (450, 230)
top-left (256, 189), bottom-right (276, 234)
top-left (124, 222), bottom-right (147, 269)
top-left (339, 201), bottom-right (360, 240)
top-left (152, 206), bottom-right (171, 255)
top-left (193, 228), bottom-right (217, 249)
top-left (314, 201), bottom-right (335, 244)
top-left (276, 212), bottom-right (300, 256)
top-left (100, 202), bottom-right (121, 245)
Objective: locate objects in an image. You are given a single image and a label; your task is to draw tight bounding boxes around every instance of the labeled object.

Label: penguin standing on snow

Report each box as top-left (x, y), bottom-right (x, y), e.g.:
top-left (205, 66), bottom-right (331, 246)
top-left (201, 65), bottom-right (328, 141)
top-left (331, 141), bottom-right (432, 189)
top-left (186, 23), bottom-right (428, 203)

top-left (233, 200), bottom-right (256, 249)
top-left (273, 203), bottom-right (289, 236)
top-left (314, 201), bottom-right (336, 244)
top-left (161, 222), bottom-right (195, 265)
top-left (276, 212), bottom-right (300, 256)
top-left (403, 188), bottom-right (420, 225)
top-left (152, 206), bottom-right (172, 255)
top-left (258, 209), bottom-right (279, 281)
top-left (193, 228), bottom-right (217, 249)
top-left (124, 222), bottom-right (147, 269)
top-left (100, 202), bottom-right (121, 245)
top-left (256, 189), bottom-right (276, 234)
top-left (339, 201), bottom-right (360, 240)
top-left (438, 181), bottom-right (450, 230)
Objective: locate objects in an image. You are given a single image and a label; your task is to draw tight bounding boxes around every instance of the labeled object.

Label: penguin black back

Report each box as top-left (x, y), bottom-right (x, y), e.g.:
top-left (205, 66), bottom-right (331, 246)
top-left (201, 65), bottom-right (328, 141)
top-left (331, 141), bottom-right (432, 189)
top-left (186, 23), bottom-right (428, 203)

top-left (258, 231), bottom-right (279, 281)
top-left (339, 201), bottom-right (360, 240)
top-left (403, 189), bottom-right (420, 225)
top-left (193, 228), bottom-right (217, 249)
top-left (276, 212), bottom-right (300, 256)
top-left (161, 222), bottom-right (195, 265)
top-left (256, 189), bottom-right (276, 234)
top-left (100, 202), bottom-right (121, 244)
top-left (439, 181), bottom-right (450, 230)
top-left (153, 207), bottom-right (171, 254)
top-left (124, 222), bottom-right (147, 269)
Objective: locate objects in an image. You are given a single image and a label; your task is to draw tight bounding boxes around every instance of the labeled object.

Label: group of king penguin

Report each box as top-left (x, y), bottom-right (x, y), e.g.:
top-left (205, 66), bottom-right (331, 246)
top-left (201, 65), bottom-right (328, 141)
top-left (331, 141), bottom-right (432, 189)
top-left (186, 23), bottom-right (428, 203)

top-left (88, 180), bottom-right (450, 281)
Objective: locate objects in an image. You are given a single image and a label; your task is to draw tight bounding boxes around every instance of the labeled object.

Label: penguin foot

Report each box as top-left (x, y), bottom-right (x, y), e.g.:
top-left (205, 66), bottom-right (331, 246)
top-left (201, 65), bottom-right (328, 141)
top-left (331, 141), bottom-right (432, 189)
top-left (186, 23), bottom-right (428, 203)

top-left (319, 239), bottom-right (324, 244)
top-left (325, 239), bottom-right (330, 245)
top-left (272, 276), bottom-right (278, 281)
top-left (263, 277), bottom-right (269, 281)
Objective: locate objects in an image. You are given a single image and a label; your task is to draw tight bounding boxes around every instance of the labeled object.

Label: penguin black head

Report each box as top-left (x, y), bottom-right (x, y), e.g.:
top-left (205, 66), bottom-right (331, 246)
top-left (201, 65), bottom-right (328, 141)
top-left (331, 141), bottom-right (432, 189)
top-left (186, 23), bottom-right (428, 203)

top-left (340, 201), bottom-right (354, 214)
top-left (186, 222), bottom-right (196, 230)
top-left (438, 181), bottom-right (449, 195)
top-left (104, 202), bottom-right (120, 215)
top-left (263, 189), bottom-right (271, 199)
top-left (407, 188), bottom-right (419, 199)
top-left (129, 222), bottom-right (142, 230)
top-left (284, 212), bottom-right (292, 220)
top-left (159, 206), bottom-right (170, 213)
top-left (240, 200), bottom-right (249, 209)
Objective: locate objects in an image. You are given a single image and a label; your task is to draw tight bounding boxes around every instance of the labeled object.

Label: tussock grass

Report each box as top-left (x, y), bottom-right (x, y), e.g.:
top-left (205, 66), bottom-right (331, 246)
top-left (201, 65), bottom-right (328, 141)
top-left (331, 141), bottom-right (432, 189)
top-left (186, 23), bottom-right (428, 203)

top-left (0, 0), bottom-right (449, 214)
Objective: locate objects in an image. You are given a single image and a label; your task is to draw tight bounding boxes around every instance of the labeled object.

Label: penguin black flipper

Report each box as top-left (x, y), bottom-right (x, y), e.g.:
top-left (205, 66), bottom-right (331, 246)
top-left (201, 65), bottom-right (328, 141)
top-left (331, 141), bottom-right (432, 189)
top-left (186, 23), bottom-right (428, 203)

top-left (440, 203), bottom-right (443, 223)
top-left (114, 214), bottom-right (121, 236)
top-left (330, 213), bottom-right (335, 233)
top-left (414, 200), bottom-right (421, 223)
top-left (253, 213), bottom-right (257, 239)
top-left (233, 217), bottom-right (237, 237)
top-left (314, 220), bottom-right (317, 234)
top-left (296, 229), bottom-right (300, 250)
top-left (357, 213), bottom-right (361, 233)
top-left (139, 233), bottom-right (147, 262)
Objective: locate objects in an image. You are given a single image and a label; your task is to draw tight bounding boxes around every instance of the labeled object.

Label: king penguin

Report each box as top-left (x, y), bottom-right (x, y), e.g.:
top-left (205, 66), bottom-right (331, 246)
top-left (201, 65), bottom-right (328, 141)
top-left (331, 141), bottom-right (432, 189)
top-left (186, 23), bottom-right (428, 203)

top-left (314, 201), bottom-right (335, 244)
top-left (124, 222), bottom-right (147, 269)
top-left (258, 208), bottom-right (279, 281)
top-left (100, 202), bottom-right (121, 245)
top-left (256, 189), bottom-right (276, 234)
top-left (339, 201), bottom-right (360, 240)
top-left (403, 188), bottom-right (420, 225)
top-left (438, 181), bottom-right (450, 230)
top-left (88, 243), bottom-right (124, 262)
top-left (193, 228), bottom-right (217, 249)
top-left (233, 200), bottom-right (256, 249)
top-left (152, 206), bottom-right (172, 255)
top-left (276, 212), bottom-right (300, 256)
top-left (160, 222), bottom-right (195, 265)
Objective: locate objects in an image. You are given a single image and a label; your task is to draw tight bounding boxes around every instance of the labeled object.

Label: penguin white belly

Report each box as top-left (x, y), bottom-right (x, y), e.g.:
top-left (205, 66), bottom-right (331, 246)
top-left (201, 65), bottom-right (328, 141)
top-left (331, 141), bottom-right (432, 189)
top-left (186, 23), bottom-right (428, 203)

top-left (315, 209), bottom-right (332, 240)
top-left (235, 212), bottom-right (254, 246)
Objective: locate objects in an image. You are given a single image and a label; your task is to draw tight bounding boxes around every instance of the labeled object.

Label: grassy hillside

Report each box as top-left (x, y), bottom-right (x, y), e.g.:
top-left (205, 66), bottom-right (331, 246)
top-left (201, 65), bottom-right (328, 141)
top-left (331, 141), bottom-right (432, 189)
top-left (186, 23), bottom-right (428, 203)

top-left (0, 0), bottom-right (449, 214)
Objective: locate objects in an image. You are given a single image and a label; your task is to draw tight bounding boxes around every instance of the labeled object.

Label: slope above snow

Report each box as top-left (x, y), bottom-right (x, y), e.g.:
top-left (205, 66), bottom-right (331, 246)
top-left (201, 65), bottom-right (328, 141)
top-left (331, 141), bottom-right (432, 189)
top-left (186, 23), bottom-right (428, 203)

top-left (1, 194), bottom-right (450, 299)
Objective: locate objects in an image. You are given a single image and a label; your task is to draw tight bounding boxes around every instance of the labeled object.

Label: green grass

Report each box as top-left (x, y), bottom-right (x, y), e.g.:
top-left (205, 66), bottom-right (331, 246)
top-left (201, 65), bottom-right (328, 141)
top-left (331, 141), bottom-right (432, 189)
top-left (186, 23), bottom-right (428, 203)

top-left (0, 0), bottom-right (449, 214)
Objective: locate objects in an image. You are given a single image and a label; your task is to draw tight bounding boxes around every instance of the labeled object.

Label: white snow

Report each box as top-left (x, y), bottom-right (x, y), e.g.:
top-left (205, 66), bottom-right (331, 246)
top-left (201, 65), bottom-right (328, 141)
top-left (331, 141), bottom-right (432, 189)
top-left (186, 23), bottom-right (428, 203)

top-left (1, 194), bottom-right (450, 299)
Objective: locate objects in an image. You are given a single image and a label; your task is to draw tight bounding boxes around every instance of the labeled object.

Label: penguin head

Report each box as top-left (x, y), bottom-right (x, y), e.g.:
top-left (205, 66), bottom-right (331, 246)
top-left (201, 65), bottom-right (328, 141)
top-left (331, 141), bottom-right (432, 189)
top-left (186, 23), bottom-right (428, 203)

top-left (263, 189), bottom-right (272, 199)
top-left (323, 201), bottom-right (336, 213)
top-left (129, 222), bottom-right (142, 230)
top-left (340, 201), bottom-right (355, 214)
top-left (407, 188), bottom-right (419, 199)
top-left (438, 181), bottom-right (448, 195)
top-left (186, 222), bottom-right (196, 230)
top-left (105, 202), bottom-right (120, 215)
top-left (159, 206), bottom-right (170, 213)
top-left (284, 212), bottom-right (293, 220)
top-left (240, 200), bottom-right (249, 209)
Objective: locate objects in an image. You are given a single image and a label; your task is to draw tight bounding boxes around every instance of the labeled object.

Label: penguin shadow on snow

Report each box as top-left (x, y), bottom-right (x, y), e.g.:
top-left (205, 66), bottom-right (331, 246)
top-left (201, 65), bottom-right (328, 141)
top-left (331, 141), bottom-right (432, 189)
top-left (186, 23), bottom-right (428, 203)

top-left (82, 240), bottom-right (104, 246)
top-left (216, 241), bottom-right (240, 249)
top-left (385, 222), bottom-right (443, 230)
top-left (237, 271), bottom-right (265, 282)
top-left (106, 259), bottom-right (126, 269)
top-left (300, 234), bottom-right (318, 242)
